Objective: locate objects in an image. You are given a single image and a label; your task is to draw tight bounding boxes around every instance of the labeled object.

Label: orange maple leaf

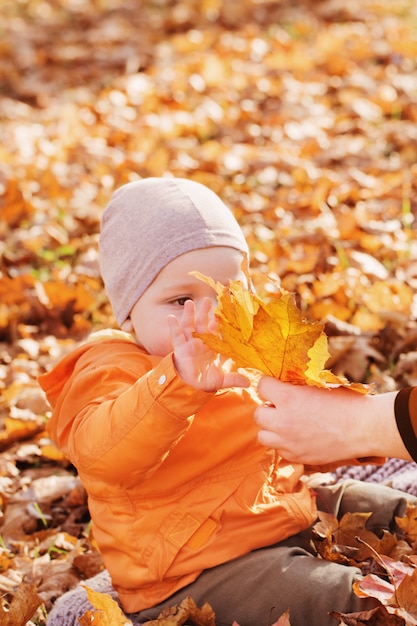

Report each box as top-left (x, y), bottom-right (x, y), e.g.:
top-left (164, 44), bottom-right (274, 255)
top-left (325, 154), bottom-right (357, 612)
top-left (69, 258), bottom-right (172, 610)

top-left (193, 273), bottom-right (367, 392)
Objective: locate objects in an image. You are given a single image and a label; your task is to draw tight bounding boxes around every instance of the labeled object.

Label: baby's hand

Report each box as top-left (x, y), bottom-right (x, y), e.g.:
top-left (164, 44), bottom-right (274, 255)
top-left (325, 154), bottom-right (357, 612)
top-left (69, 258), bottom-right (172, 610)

top-left (169, 298), bottom-right (249, 392)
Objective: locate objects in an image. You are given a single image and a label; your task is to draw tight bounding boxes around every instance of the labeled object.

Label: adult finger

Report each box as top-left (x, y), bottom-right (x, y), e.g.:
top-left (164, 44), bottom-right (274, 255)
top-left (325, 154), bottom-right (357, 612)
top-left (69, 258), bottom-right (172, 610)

top-left (257, 376), bottom-right (288, 402)
top-left (257, 428), bottom-right (285, 450)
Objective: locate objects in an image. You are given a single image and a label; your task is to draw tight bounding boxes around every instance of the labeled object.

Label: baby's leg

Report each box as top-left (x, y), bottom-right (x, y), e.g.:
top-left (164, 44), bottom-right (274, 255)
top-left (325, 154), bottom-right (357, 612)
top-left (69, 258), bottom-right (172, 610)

top-left (314, 478), bottom-right (415, 534)
top-left (133, 533), bottom-right (378, 626)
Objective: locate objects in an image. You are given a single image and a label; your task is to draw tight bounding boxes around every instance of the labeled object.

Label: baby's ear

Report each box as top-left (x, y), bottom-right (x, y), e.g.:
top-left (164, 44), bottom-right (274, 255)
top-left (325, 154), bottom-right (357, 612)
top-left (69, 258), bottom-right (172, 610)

top-left (121, 318), bottom-right (133, 332)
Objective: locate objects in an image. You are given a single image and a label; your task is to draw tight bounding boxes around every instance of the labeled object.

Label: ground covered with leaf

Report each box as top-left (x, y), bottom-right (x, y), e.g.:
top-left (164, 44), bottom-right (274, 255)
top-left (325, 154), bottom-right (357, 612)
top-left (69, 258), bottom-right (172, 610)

top-left (1, 0), bottom-right (417, 624)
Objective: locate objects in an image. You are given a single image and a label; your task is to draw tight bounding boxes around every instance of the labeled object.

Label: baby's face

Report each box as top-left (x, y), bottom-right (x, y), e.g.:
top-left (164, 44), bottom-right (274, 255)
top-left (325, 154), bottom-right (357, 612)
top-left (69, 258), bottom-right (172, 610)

top-left (122, 246), bottom-right (247, 356)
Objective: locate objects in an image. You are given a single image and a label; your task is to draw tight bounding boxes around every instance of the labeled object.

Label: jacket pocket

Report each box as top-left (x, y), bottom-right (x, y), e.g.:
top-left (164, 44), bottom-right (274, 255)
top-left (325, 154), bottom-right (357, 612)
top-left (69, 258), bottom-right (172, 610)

top-left (139, 475), bottom-right (244, 581)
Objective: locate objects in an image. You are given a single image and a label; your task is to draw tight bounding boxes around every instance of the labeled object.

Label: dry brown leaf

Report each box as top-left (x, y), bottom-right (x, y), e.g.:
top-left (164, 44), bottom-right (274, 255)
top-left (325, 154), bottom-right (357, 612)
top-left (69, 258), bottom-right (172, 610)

top-left (146, 596), bottom-right (217, 626)
top-left (72, 552), bottom-right (104, 579)
top-left (351, 555), bottom-right (417, 623)
top-left (395, 568), bottom-right (417, 620)
top-left (34, 558), bottom-right (80, 604)
top-left (395, 504), bottom-right (417, 544)
top-left (313, 511), bottom-right (394, 566)
top-left (0, 580), bottom-right (42, 626)
top-left (330, 605), bottom-right (405, 625)
top-left (353, 574), bottom-right (397, 605)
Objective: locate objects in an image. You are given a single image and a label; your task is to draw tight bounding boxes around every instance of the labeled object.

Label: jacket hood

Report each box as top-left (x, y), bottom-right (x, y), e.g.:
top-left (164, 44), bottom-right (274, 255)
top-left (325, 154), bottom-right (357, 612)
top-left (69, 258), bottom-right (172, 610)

top-left (38, 331), bottom-right (140, 441)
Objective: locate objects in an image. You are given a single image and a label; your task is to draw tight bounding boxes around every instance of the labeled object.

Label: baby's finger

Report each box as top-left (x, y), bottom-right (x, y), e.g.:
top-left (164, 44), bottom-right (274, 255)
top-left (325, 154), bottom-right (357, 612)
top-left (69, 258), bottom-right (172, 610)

top-left (223, 371), bottom-right (251, 389)
top-left (194, 297), bottom-right (214, 333)
top-left (168, 314), bottom-right (187, 348)
top-left (180, 300), bottom-right (196, 339)
top-left (207, 313), bottom-right (219, 335)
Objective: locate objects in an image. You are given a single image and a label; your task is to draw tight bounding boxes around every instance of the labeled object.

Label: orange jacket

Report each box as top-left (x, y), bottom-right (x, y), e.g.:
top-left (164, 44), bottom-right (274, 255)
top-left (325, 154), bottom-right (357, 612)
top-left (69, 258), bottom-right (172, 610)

top-left (38, 333), bottom-right (358, 613)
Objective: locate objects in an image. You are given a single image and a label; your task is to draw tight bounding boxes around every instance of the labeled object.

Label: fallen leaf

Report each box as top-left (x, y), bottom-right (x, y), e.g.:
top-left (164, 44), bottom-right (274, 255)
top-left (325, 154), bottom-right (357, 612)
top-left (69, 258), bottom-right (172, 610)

top-left (313, 511), bottom-right (389, 565)
top-left (395, 504), bottom-right (417, 543)
top-left (0, 580), bottom-right (42, 626)
top-left (34, 557), bottom-right (80, 605)
top-left (330, 604), bottom-right (405, 625)
top-left (270, 609), bottom-right (292, 625)
top-left (395, 569), bottom-right (417, 621)
top-left (0, 417), bottom-right (45, 452)
top-left (0, 176), bottom-right (34, 228)
top-left (78, 586), bottom-right (133, 625)
top-left (146, 595), bottom-right (217, 625)
top-left (353, 573), bottom-right (396, 604)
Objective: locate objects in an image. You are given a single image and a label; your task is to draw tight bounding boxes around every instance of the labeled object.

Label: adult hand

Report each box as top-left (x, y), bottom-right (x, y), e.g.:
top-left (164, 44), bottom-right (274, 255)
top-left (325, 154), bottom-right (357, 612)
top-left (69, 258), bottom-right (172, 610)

top-left (254, 377), bottom-right (408, 464)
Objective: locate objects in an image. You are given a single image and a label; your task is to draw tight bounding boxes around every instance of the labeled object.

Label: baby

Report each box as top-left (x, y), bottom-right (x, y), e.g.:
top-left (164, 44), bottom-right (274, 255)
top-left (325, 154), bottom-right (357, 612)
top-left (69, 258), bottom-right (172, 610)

top-left (40, 177), bottom-right (413, 626)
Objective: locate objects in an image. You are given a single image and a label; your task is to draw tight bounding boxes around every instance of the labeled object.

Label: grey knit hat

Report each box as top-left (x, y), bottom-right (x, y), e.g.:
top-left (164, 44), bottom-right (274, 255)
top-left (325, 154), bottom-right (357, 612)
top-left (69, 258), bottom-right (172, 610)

top-left (99, 177), bottom-right (249, 326)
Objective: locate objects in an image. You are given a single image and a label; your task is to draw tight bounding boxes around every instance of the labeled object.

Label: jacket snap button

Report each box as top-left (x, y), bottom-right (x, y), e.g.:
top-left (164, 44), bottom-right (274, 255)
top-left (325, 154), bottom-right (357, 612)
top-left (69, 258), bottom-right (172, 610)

top-left (158, 374), bottom-right (167, 385)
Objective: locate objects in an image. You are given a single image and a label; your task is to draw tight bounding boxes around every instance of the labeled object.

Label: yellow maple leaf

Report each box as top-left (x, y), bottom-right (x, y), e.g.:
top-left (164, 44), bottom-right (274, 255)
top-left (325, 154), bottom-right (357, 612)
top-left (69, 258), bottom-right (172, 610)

top-left (78, 586), bottom-right (132, 625)
top-left (192, 272), bottom-right (367, 392)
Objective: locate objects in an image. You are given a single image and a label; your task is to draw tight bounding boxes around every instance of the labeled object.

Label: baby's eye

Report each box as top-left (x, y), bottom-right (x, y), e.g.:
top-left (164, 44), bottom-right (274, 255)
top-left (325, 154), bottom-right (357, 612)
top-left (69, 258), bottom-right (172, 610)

top-left (175, 297), bottom-right (192, 306)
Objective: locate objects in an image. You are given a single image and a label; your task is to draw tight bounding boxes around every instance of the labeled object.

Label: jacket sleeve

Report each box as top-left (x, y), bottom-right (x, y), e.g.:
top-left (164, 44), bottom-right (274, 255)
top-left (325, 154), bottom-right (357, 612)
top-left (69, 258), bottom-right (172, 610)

top-left (395, 387), bottom-right (417, 462)
top-left (49, 348), bottom-right (214, 484)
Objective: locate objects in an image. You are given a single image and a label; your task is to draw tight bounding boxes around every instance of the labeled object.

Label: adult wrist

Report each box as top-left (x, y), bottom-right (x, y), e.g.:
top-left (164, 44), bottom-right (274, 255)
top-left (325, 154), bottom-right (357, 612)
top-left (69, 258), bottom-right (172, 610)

top-left (394, 387), bottom-right (417, 462)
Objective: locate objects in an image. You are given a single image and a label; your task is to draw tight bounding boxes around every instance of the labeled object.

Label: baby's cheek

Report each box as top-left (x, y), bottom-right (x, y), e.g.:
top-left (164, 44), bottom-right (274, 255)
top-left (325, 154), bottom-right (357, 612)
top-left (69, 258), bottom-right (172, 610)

top-left (152, 329), bottom-right (175, 357)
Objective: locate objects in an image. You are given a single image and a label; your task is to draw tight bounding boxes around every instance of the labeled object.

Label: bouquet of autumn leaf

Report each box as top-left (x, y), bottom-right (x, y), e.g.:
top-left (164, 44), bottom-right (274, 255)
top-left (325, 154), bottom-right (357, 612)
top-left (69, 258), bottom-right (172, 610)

top-left (192, 272), bottom-right (367, 393)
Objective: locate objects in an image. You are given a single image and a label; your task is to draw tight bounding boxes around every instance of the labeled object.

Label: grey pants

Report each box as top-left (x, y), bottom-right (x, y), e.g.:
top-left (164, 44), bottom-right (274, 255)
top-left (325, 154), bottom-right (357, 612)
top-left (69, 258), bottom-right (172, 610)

top-left (46, 480), bottom-right (414, 626)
